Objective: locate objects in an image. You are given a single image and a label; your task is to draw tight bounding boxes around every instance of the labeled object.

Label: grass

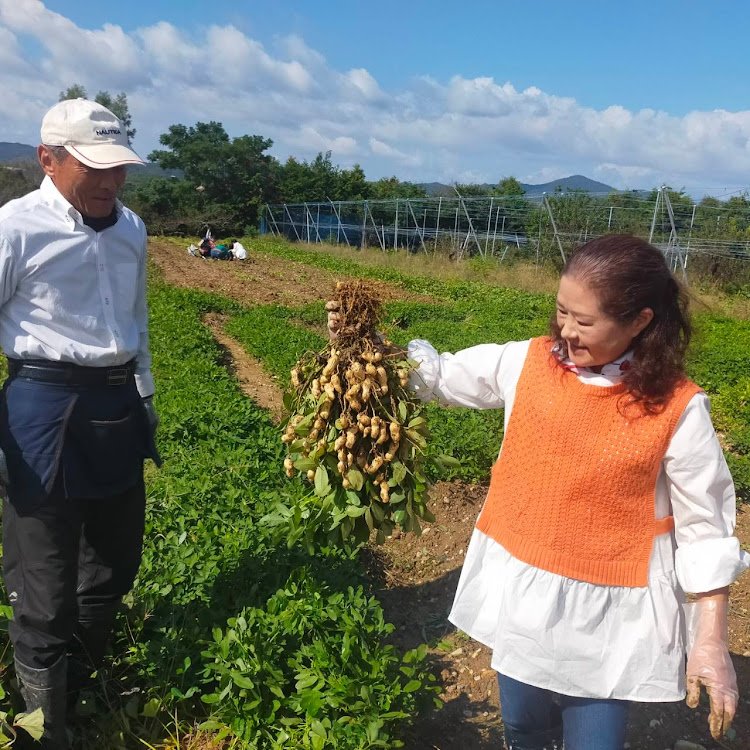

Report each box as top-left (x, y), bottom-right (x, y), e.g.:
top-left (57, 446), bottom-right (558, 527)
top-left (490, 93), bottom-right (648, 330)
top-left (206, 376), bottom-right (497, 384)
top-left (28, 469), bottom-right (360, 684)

top-left (246, 235), bottom-right (750, 318)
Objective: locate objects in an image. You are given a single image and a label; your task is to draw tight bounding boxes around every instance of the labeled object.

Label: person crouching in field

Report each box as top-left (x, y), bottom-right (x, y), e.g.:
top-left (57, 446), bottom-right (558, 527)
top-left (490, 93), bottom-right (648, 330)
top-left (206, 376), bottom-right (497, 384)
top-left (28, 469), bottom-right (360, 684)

top-left (329, 234), bottom-right (748, 749)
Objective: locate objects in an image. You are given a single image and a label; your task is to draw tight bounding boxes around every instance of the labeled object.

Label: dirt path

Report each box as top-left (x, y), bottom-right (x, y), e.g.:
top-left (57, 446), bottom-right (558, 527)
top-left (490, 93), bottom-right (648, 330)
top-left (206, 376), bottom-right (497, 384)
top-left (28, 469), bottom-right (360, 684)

top-left (149, 238), bottom-right (435, 306)
top-left (203, 313), bottom-right (286, 423)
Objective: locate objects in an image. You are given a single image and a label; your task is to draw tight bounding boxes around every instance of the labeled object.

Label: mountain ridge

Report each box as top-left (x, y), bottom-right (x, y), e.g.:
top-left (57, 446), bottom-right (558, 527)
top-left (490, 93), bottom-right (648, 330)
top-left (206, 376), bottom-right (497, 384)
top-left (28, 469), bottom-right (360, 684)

top-left (1, 143), bottom-right (620, 196)
top-left (419, 174), bottom-right (618, 197)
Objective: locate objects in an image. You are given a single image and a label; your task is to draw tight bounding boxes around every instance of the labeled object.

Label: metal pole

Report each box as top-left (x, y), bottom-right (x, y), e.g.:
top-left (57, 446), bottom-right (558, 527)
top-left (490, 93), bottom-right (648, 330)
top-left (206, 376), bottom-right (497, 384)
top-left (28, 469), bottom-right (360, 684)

top-left (485, 197), bottom-right (494, 256)
top-left (306, 203), bottom-right (322, 243)
top-left (361, 202), bottom-right (367, 248)
top-left (305, 203), bottom-right (310, 243)
top-left (365, 202), bottom-right (385, 252)
top-left (536, 209), bottom-right (542, 266)
top-left (460, 198), bottom-right (483, 257)
top-left (434, 196), bottom-right (442, 252)
top-left (283, 204), bottom-right (301, 242)
top-left (394, 200), bottom-right (399, 250)
top-left (491, 207), bottom-right (500, 256)
top-left (327, 199), bottom-right (351, 247)
top-left (543, 194), bottom-right (566, 263)
top-left (266, 205), bottom-right (282, 236)
top-left (685, 203), bottom-right (697, 268)
top-left (662, 189), bottom-right (688, 280)
top-left (406, 200), bottom-right (428, 253)
top-left (649, 188), bottom-right (662, 244)
top-left (608, 206), bottom-right (613, 230)
top-left (316, 204), bottom-right (321, 243)
top-left (453, 205), bottom-right (459, 254)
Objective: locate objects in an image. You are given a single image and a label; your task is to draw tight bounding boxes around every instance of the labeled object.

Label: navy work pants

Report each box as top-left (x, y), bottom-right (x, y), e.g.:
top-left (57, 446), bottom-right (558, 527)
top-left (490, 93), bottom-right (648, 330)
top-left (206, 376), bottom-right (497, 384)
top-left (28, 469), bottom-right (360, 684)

top-left (3, 478), bottom-right (146, 669)
top-left (0, 373), bottom-right (153, 670)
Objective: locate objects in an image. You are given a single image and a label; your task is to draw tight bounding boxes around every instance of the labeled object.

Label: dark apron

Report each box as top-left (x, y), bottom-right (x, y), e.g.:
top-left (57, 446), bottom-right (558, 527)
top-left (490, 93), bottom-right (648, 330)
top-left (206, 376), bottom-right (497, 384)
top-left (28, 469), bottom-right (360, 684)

top-left (0, 375), bottom-right (159, 512)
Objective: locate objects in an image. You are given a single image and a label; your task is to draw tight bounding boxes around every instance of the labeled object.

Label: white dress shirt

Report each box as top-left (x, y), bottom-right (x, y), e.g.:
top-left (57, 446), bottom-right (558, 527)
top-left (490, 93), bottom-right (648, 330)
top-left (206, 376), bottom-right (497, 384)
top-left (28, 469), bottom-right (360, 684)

top-left (0, 177), bottom-right (154, 397)
top-left (409, 338), bottom-right (748, 701)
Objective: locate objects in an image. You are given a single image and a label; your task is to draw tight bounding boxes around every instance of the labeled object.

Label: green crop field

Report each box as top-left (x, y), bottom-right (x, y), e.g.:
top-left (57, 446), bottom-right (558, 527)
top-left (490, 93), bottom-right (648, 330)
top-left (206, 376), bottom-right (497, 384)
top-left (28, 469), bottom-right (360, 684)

top-left (0, 235), bottom-right (748, 748)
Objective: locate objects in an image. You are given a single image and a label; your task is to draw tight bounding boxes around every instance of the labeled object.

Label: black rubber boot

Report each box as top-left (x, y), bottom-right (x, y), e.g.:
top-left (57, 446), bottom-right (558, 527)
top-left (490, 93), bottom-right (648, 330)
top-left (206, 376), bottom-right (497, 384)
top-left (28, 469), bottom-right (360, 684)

top-left (67, 603), bottom-right (120, 710)
top-left (15, 654), bottom-right (70, 749)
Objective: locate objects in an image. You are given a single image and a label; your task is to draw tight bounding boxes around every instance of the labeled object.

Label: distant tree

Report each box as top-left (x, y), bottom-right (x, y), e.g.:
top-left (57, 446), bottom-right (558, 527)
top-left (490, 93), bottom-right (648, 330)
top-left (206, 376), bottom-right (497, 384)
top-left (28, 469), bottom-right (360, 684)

top-left (93, 91), bottom-right (136, 143)
top-left (453, 182), bottom-right (492, 197)
top-left (278, 152), bottom-right (373, 203)
top-left (149, 121), bottom-right (279, 228)
top-left (496, 176), bottom-right (525, 196)
top-left (278, 151), bottom-right (338, 203)
top-left (59, 84), bottom-right (87, 101)
top-left (0, 167), bottom-right (36, 206)
top-left (337, 164), bottom-right (370, 202)
top-left (369, 176), bottom-right (426, 199)
top-left (58, 84), bottom-right (136, 143)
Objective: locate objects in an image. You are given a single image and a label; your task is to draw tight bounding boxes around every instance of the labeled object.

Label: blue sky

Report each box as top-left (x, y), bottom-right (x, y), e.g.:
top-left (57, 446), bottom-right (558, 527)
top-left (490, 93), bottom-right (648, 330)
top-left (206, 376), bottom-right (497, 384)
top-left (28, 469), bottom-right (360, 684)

top-left (40, 0), bottom-right (747, 115)
top-left (3, 1), bottom-right (750, 191)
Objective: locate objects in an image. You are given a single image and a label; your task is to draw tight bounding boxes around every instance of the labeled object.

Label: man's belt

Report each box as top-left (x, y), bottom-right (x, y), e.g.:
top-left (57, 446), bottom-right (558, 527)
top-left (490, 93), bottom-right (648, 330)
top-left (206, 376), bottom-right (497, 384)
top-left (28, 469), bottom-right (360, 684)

top-left (7, 358), bottom-right (136, 387)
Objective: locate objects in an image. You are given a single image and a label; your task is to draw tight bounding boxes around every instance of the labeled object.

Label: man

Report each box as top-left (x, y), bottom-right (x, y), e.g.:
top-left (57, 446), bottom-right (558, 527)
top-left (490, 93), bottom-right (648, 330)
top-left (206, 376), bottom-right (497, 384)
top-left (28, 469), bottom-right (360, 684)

top-left (0, 98), bottom-right (160, 747)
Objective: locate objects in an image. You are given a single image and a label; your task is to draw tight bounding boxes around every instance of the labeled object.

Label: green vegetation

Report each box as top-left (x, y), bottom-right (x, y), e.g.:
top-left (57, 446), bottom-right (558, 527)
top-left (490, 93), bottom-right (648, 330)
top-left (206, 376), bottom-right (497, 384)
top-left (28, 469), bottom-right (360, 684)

top-left (129, 126), bottom-right (428, 236)
top-left (0, 277), bottom-right (438, 748)
top-left (242, 236), bottom-right (750, 501)
top-left (0, 233), bottom-right (747, 747)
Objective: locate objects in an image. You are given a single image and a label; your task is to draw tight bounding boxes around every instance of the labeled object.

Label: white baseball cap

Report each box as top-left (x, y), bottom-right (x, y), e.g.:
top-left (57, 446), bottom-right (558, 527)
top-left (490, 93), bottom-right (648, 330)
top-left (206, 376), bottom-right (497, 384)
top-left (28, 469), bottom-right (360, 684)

top-left (41, 98), bottom-right (145, 169)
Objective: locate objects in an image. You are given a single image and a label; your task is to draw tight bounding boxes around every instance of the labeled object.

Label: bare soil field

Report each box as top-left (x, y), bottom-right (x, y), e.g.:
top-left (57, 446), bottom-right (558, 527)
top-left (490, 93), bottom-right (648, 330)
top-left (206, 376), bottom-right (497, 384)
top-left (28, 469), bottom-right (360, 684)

top-left (149, 238), bottom-right (436, 307)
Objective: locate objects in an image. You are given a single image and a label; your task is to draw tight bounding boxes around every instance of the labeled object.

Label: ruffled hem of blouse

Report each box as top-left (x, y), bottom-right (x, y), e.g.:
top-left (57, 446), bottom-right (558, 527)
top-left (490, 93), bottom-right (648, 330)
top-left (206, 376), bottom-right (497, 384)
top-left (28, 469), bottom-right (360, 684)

top-left (448, 528), bottom-right (688, 701)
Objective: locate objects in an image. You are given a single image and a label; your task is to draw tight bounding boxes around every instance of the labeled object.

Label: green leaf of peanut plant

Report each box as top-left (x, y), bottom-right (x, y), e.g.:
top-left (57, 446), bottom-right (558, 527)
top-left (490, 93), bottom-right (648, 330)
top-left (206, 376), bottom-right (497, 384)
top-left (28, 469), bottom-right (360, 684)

top-left (14, 708), bottom-right (45, 741)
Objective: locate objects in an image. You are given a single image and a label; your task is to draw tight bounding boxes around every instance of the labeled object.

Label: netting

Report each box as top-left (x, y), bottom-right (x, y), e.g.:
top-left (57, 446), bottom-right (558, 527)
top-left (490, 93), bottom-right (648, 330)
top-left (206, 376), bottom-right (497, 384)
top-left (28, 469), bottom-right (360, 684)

top-left (263, 190), bottom-right (750, 272)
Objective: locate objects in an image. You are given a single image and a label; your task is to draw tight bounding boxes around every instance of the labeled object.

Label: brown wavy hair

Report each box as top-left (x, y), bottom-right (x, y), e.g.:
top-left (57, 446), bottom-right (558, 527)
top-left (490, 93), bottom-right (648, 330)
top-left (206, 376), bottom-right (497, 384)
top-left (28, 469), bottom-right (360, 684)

top-left (549, 234), bottom-right (692, 412)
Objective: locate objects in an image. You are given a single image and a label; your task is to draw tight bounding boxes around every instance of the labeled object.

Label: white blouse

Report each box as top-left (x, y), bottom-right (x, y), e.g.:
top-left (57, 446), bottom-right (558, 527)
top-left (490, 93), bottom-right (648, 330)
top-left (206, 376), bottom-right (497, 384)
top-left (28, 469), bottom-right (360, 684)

top-left (408, 338), bottom-right (749, 702)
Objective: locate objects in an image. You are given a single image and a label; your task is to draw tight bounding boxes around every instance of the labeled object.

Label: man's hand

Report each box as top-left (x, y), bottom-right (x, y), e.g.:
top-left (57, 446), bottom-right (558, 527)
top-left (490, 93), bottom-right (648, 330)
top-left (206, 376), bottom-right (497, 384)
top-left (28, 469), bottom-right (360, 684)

top-left (0, 448), bottom-right (9, 487)
top-left (142, 396), bottom-right (159, 434)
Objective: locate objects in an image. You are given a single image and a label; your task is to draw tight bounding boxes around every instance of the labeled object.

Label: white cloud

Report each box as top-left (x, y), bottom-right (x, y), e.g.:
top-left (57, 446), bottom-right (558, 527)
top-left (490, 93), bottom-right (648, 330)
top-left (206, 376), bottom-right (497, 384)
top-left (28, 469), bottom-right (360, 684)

top-left (292, 127), bottom-right (358, 157)
top-left (343, 68), bottom-right (383, 102)
top-left (3, 1), bottom-right (750, 190)
top-left (369, 138), bottom-right (421, 167)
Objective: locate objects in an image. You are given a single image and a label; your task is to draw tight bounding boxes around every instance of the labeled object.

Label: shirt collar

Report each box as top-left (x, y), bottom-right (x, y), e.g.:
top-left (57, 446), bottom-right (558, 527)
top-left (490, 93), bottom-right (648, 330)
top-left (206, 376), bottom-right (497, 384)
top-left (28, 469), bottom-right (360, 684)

top-left (40, 176), bottom-right (123, 229)
top-left (552, 342), bottom-right (632, 385)
top-left (40, 176), bottom-right (81, 227)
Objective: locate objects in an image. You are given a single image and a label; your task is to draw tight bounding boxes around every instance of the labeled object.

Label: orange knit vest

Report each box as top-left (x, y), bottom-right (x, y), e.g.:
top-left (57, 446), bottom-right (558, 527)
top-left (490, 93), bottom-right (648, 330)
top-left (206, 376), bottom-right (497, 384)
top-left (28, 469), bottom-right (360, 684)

top-left (476, 336), bottom-right (702, 587)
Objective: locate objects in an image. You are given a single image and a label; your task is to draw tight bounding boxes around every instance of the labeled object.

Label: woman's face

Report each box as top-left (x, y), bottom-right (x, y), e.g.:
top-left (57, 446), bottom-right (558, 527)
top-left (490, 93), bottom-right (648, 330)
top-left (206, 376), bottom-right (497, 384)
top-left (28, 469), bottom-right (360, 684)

top-left (556, 274), bottom-right (654, 368)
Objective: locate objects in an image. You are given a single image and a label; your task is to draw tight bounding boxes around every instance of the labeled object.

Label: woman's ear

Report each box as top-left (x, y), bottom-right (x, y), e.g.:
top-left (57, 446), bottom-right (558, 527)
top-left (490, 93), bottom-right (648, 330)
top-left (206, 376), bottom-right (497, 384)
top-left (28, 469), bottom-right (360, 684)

top-left (632, 307), bottom-right (655, 337)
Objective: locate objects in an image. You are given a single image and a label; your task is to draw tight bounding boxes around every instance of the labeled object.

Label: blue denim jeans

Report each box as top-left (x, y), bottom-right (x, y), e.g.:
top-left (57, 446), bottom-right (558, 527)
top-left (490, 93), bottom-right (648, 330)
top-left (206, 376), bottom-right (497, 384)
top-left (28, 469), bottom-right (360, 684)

top-left (498, 673), bottom-right (629, 750)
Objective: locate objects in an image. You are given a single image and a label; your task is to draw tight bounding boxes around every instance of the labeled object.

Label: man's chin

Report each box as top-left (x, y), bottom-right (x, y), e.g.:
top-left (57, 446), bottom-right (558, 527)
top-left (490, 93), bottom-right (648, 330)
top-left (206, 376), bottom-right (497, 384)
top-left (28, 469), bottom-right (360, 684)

top-left (83, 202), bottom-right (115, 218)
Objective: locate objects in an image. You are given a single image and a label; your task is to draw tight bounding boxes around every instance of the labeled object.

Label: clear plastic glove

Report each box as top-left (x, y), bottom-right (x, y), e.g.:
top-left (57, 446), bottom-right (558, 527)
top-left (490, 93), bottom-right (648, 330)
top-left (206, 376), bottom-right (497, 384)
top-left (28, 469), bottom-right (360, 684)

top-left (685, 594), bottom-right (738, 739)
top-left (325, 300), bottom-right (341, 340)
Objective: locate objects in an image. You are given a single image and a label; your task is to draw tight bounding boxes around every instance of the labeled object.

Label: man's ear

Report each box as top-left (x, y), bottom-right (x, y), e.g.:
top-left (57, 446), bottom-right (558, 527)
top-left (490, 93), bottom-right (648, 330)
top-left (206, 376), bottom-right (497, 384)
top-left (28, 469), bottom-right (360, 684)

top-left (38, 145), bottom-right (56, 178)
